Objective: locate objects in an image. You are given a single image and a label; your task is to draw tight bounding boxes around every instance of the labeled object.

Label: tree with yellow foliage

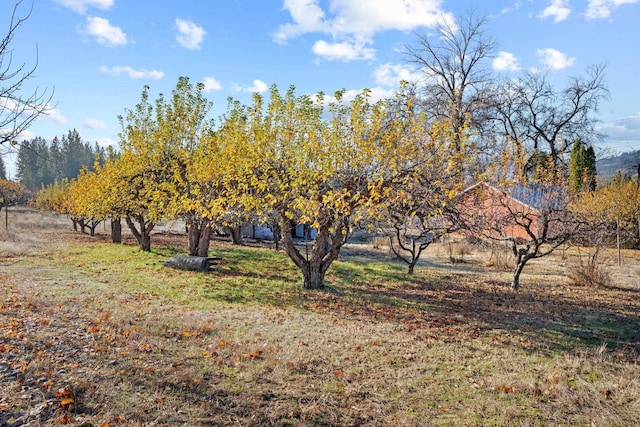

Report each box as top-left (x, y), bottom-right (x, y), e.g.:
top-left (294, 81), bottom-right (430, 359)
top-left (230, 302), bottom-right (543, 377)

top-left (572, 175), bottom-right (640, 265)
top-left (116, 77), bottom-right (216, 253)
top-left (229, 85), bottom-right (438, 289)
top-left (0, 179), bottom-right (28, 229)
top-left (377, 87), bottom-right (471, 274)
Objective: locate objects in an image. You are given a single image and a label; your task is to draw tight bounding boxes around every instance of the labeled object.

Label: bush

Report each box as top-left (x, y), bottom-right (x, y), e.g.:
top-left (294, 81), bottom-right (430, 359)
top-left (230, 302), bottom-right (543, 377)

top-left (568, 249), bottom-right (611, 288)
top-left (448, 241), bottom-right (472, 264)
top-left (485, 244), bottom-right (513, 271)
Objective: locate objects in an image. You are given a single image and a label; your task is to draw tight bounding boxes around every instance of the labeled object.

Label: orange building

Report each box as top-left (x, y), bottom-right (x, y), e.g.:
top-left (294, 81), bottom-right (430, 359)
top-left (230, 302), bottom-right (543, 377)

top-left (458, 182), bottom-right (566, 243)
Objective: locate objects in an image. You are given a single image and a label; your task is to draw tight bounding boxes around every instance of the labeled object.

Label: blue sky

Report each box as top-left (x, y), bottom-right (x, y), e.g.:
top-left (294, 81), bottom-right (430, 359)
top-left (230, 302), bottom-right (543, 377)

top-left (2, 0), bottom-right (639, 177)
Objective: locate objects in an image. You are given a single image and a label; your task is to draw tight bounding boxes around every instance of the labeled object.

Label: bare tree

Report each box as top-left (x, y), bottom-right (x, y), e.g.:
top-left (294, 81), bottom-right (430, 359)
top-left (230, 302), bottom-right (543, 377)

top-left (494, 64), bottom-right (608, 180)
top-left (405, 11), bottom-right (497, 152)
top-left (458, 182), bottom-right (583, 290)
top-left (1, 0), bottom-right (53, 145)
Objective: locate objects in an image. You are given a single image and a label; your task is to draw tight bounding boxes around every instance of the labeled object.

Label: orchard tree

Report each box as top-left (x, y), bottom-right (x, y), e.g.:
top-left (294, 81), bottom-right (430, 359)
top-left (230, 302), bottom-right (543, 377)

top-left (117, 77), bottom-right (217, 253)
top-left (378, 87), bottom-right (471, 274)
top-left (65, 168), bottom-right (104, 236)
top-left (234, 85), bottom-right (429, 290)
top-left (459, 180), bottom-right (580, 290)
top-left (461, 146), bottom-right (584, 290)
top-left (34, 179), bottom-right (68, 214)
top-left (117, 87), bottom-right (163, 252)
top-left (0, 179), bottom-right (27, 229)
top-left (156, 77), bottom-right (217, 256)
top-left (573, 176), bottom-right (640, 264)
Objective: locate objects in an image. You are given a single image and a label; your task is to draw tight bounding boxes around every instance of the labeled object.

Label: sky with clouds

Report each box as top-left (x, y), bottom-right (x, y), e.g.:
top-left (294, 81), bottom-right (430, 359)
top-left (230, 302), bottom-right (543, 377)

top-left (1, 0), bottom-right (639, 176)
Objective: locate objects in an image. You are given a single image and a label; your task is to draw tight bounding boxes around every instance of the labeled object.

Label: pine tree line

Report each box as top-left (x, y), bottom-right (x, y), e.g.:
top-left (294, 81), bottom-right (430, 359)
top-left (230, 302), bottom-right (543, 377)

top-left (15, 129), bottom-right (117, 190)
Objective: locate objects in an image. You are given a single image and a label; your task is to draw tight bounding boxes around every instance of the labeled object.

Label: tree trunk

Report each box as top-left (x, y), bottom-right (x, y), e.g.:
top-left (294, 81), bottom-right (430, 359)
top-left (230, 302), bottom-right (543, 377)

top-left (511, 244), bottom-right (532, 290)
top-left (408, 261), bottom-right (416, 275)
top-left (301, 262), bottom-right (327, 290)
top-left (87, 220), bottom-right (100, 237)
top-left (126, 215), bottom-right (154, 252)
top-left (511, 259), bottom-right (527, 290)
top-left (280, 217), bottom-right (348, 290)
top-left (111, 217), bottom-right (122, 243)
top-left (188, 222), bottom-right (212, 257)
top-left (616, 218), bottom-right (621, 267)
top-left (223, 226), bottom-right (244, 245)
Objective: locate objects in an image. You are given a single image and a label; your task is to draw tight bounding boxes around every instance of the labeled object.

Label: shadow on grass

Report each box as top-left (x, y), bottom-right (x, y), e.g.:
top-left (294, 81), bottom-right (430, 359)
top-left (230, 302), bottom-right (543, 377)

top-left (124, 238), bottom-right (640, 357)
top-left (328, 272), bottom-right (640, 355)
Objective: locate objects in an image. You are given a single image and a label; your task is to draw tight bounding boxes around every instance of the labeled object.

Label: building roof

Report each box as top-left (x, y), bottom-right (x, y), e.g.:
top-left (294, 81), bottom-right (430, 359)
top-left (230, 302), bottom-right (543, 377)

top-left (462, 181), bottom-right (567, 212)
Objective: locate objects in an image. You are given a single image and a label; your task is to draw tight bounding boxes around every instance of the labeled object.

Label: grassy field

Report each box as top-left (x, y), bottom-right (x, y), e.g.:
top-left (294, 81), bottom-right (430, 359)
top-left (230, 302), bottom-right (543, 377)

top-left (1, 207), bottom-right (639, 426)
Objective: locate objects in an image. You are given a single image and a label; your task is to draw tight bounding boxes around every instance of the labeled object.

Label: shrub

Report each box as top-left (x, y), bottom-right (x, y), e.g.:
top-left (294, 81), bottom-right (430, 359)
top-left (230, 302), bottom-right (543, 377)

top-left (568, 249), bottom-right (611, 288)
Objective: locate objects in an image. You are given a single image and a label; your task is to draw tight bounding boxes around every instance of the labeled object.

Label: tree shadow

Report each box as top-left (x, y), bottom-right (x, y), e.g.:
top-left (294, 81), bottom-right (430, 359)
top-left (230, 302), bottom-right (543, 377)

top-left (309, 270), bottom-right (640, 356)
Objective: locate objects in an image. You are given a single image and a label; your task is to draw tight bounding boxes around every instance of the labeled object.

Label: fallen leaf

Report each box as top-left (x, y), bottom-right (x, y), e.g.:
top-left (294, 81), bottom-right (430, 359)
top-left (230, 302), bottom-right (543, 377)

top-left (55, 389), bottom-right (73, 398)
top-left (61, 397), bottom-right (74, 406)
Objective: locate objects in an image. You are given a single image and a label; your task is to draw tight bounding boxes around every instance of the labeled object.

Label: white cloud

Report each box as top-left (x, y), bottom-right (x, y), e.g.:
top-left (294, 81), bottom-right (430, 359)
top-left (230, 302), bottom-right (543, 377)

top-left (202, 77), bottom-right (222, 92)
top-left (538, 0), bottom-right (572, 22)
top-left (312, 40), bottom-right (375, 61)
top-left (53, 0), bottom-right (114, 14)
top-left (84, 118), bottom-right (107, 129)
top-left (274, 0), bottom-right (455, 61)
top-left (43, 108), bottom-right (69, 124)
top-left (99, 66), bottom-right (164, 80)
top-left (274, 0), bottom-right (327, 42)
top-left (598, 114), bottom-right (640, 140)
top-left (276, 0), bottom-right (454, 41)
top-left (536, 48), bottom-right (575, 70)
top-left (373, 63), bottom-right (422, 86)
top-left (84, 16), bottom-right (127, 47)
top-left (492, 51), bottom-right (521, 72)
top-left (586, 0), bottom-right (640, 19)
top-left (175, 18), bottom-right (206, 50)
top-left (244, 80), bottom-right (268, 93)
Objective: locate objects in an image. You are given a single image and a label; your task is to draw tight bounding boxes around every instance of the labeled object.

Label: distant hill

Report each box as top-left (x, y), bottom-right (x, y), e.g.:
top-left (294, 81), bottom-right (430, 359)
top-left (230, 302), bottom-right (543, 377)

top-left (597, 149), bottom-right (640, 178)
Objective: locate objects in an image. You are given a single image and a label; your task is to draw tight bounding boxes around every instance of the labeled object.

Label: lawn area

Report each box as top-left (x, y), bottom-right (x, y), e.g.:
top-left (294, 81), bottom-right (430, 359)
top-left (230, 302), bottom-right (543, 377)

top-left (1, 208), bottom-right (639, 426)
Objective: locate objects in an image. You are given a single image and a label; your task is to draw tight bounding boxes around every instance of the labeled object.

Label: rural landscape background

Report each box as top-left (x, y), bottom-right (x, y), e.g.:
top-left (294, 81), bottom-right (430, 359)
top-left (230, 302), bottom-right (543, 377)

top-left (1, 207), bottom-right (639, 426)
top-left (2, 1), bottom-right (640, 425)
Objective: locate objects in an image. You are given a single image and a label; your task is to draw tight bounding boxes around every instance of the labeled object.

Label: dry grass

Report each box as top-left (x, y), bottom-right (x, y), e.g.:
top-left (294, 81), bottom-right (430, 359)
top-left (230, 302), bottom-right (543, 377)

top-left (1, 208), bottom-right (639, 426)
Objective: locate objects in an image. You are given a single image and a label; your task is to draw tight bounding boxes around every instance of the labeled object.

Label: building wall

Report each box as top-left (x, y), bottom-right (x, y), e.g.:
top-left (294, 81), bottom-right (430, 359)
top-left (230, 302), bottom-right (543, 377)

top-left (459, 182), bottom-right (541, 242)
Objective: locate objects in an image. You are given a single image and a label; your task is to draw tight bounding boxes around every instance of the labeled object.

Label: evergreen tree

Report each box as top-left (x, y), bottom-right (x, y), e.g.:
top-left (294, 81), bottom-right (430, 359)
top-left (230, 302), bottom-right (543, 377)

top-left (569, 139), bottom-right (585, 194)
top-left (584, 145), bottom-right (597, 191)
top-left (49, 136), bottom-right (64, 181)
top-left (569, 139), bottom-right (597, 194)
top-left (0, 156), bottom-right (6, 180)
top-left (16, 138), bottom-right (42, 189)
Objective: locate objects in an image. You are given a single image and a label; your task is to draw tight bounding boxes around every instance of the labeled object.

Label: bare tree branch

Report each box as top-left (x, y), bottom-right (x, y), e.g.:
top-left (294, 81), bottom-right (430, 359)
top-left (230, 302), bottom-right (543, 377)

top-left (0, 0), bottom-right (54, 145)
